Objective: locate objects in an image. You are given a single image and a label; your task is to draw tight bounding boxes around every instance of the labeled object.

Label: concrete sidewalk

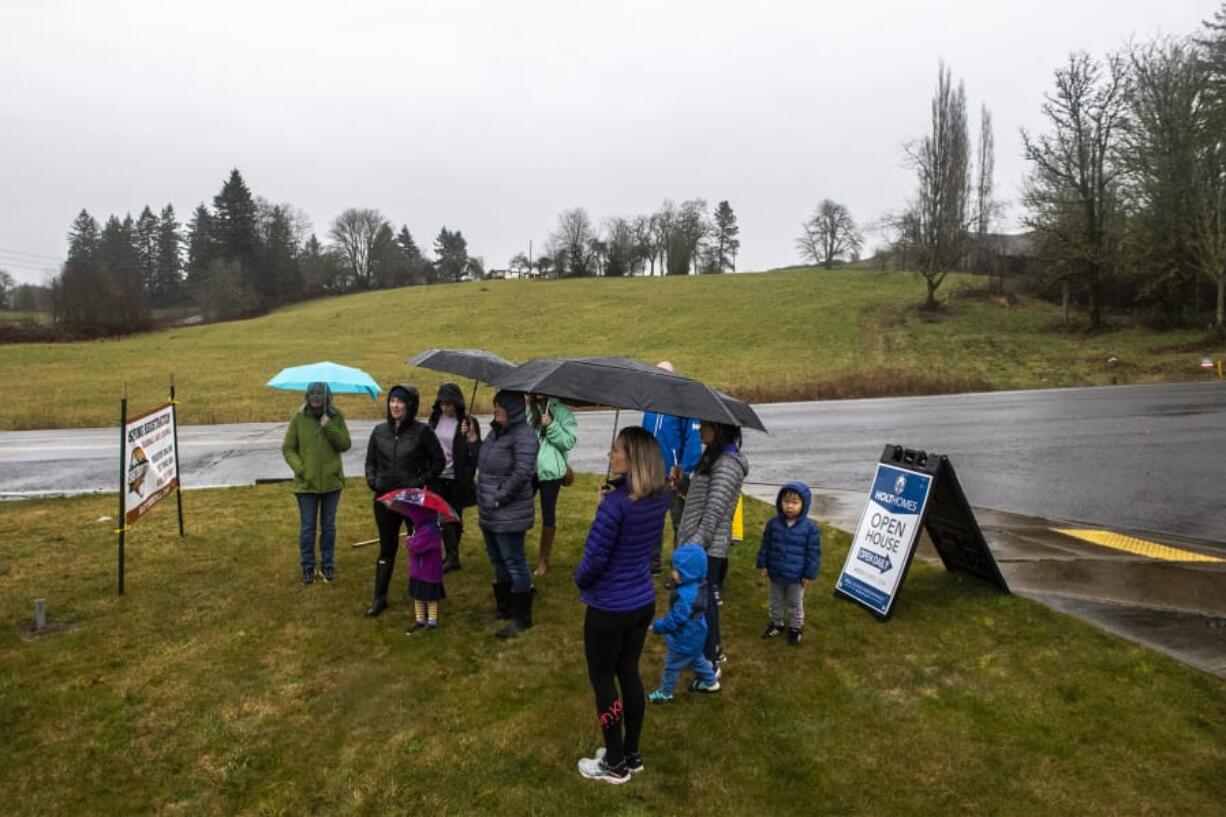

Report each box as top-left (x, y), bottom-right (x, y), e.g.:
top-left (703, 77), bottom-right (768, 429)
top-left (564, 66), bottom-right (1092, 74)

top-left (742, 482), bottom-right (1226, 678)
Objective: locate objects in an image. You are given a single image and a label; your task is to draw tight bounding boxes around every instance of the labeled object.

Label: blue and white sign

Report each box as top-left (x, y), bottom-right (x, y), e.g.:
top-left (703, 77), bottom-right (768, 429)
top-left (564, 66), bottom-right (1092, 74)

top-left (835, 463), bottom-right (933, 618)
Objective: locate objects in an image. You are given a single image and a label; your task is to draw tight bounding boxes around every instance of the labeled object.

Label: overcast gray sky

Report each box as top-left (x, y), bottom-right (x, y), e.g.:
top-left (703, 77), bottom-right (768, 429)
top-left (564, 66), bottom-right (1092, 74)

top-left (0, 0), bottom-right (1215, 284)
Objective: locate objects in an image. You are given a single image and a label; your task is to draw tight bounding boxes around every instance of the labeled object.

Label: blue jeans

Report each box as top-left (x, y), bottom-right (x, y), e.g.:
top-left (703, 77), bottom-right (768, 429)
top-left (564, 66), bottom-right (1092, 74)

top-left (658, 648), bottom-right (717, 696)
top-left (482, 528), bottom-right (532, 593)
top-left (296, 491), bottom-right (340, 572)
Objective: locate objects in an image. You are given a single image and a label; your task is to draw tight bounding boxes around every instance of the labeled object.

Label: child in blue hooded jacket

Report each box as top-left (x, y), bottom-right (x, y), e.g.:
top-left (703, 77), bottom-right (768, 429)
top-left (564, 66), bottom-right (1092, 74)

top-left (756, 481), bottom-right (821, 646)
top-left (647, 543), bottom-right (721, 701)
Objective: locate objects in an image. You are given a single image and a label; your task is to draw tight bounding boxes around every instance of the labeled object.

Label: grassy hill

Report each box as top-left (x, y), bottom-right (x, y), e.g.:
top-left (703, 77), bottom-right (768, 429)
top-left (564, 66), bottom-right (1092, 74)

top-left (1, 479), bottom-right (1222, 815)
top-left (1, 269), bottom-right (1220, 429)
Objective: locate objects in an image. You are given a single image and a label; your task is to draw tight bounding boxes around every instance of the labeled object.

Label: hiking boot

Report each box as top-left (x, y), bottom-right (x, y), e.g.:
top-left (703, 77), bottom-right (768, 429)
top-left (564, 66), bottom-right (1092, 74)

top-left (689, 678), bottom-right (721, 693)
top-left (647, 689), bottom-right (674, 703)
top-left (762, 622), bottom-right (784, 640)
top-left (787, 627), bottom-right (803, 646)
top-left (301, 568), bottom-right (315, 585)
top-left (577, 757), bottom-right (630, 785)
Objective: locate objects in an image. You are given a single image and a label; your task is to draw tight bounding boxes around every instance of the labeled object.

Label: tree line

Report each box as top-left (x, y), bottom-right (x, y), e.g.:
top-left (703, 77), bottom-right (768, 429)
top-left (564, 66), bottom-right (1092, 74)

top-left (518, 199), bottom-right (740, 277)
top-left (48, 169), bottom-right (484, 332)
top-left (795, 5), bottom-right (1226, 335)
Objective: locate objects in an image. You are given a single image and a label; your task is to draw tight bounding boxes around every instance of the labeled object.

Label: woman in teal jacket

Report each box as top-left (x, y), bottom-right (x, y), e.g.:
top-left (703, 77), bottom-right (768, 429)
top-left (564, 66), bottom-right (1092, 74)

top-left (527, 394), bottom-right (577, 576)
top-left (281, 382), bottom-right (352, 584)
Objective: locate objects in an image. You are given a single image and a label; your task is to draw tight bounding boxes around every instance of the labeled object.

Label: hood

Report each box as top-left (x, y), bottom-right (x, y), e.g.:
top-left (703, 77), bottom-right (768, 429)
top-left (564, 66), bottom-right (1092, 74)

top-left (386, 383), bottom-right (420, 425)
top-left (429, 382), bottom-right (467, 426)
top-left (726, 448), bottom-right (750, 480)
top-left (493, 389), bottom-right (527, 427)
top-left (300, 382), bottom-right (338, 417)
top-left (776, 480), bottom-right (812, 520)
top-left (671, 543), bottom-right (708, 585)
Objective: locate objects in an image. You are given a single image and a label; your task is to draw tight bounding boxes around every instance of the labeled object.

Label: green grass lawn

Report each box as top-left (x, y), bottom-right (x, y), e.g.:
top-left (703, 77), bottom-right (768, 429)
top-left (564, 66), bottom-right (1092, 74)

top-left (1, 477), bottom-right (1222, 816)
top-left (1, 270), bottom-right (1222, 430)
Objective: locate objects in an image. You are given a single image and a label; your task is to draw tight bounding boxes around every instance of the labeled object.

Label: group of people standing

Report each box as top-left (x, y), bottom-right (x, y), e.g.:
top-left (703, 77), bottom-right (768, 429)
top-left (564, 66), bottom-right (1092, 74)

top-left (280, 364), bottom-right (818, 787)
top-left (281, 381), bottom-right (577, 639)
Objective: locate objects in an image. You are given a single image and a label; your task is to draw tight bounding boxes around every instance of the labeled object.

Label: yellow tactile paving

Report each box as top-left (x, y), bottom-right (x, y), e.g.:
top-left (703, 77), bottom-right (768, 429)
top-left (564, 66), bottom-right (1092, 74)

top-left (1053, 529), bottom-right (1226, 563)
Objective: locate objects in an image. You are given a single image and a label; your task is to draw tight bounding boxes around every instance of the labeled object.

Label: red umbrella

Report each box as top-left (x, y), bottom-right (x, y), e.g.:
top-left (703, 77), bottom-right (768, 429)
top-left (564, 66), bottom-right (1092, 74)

top-left (377, 487), bottom-right (460, 527)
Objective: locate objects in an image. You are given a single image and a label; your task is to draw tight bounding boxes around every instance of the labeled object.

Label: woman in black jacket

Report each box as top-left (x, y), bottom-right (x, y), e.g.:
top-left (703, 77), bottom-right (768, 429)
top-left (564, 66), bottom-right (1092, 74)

top-left (363, 384), bottom-right (446, 618)
top-left (465, 389), bottom-right (539, 638)
top-left (427, 382), bottom-right (480, 572)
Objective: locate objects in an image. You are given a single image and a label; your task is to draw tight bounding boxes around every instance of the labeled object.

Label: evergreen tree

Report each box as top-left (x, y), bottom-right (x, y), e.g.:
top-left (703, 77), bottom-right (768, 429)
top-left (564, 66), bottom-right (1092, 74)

top-left (135, 206), bottom-right (160, 299)
top-left (396, 226), bottom-right (429, 285)
top-left (711, 201), bottom-right (740, 272)
top-left (370, 222), bottom-right (406, 288)
top-left (155, 204), bottom-right (183, 305)
top-left (434, 227), bottom-right (469, 282)
top-left (66, 209), bottom-right (100, 265)
top-left (186, 204), bottom-right (215, 289)
top-left (300, 234), bottom-right (340, 295)
top-left (211, 169), bottom-right (260, 291)
top-left (256, 202), bottom-right (302, 303)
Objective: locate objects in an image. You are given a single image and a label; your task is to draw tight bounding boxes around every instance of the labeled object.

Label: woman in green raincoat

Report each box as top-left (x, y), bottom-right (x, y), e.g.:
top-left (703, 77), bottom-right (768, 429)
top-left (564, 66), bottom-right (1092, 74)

top-left (282, 382), bottom-right (352, 584)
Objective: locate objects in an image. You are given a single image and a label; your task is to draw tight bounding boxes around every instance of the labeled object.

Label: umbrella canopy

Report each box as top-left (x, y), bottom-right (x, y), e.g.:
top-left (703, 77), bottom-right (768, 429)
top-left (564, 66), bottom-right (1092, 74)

top-left (407, 348), bottom-right (516, 384)
top-left (377, 487), bottom-right (461, 527)
top-left (266, 361), bottom-right (382, 400)
top-left (491, 356), bottom-right (767, 432)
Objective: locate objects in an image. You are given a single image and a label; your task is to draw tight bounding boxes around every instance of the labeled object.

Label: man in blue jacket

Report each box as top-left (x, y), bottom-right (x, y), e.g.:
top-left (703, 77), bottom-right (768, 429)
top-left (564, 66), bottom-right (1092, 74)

top-left (642, 362), bottom-right (702, 573)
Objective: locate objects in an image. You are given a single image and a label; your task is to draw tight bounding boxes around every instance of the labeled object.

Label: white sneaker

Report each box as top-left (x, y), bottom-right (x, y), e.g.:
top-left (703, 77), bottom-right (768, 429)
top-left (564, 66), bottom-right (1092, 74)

top-left (590, 747), bottom-right (644, 773)
top-left (578, 756), bottom-right (631, 784)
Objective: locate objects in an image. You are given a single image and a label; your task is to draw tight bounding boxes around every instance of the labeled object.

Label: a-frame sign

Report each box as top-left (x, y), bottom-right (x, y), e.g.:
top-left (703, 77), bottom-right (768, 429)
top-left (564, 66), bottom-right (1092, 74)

top-left (834, 444), bottom-right (1009, 620)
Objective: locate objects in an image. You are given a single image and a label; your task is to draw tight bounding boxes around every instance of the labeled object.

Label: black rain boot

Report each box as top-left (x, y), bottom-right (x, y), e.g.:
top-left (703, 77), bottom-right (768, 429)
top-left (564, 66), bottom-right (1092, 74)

top-left (364, 558), bottom-right (394, 617)
top-left (442, 523), bottom-right (462, 573)
top-left (495, 588), bottom-right (535, 639)
top-left (488, 582), bottom-right (513, 622)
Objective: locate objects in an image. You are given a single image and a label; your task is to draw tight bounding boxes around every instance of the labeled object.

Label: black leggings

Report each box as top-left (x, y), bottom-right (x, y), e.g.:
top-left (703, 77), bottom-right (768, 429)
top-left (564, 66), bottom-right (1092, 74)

top-left (373, 500), bottom-right (410, 562)
top-left (583, 602), bottom-right (654, 767)
top-left (537, 477), bottom-right (562, 527)
top-left (705, 555), bottom-right (727, 661)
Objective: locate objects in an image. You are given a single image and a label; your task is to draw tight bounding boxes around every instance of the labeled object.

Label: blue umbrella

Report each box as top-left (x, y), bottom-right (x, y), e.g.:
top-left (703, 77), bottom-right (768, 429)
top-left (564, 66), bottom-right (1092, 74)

top-left (266, 361), bottom-right (382, 400)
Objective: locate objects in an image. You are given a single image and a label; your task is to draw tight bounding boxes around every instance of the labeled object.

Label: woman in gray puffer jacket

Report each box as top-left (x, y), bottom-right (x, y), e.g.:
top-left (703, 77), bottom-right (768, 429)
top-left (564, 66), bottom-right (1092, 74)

top-left (466, 389), bottom-right (539, 638)
top-left (676, 421), bottom-right (749, 667)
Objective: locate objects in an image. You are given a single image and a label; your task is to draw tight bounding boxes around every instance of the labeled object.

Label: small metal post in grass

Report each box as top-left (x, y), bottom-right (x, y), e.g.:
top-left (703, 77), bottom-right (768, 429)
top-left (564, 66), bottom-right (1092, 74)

top-left (34, 598), bottom-right (46, 632)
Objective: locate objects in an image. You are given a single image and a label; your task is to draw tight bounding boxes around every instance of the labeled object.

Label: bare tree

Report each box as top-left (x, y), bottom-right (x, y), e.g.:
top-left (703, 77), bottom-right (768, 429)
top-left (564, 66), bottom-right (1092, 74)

top-left (1022, 52), bottom-right (1129, 329)
top-left (905, 61), bottom-right (972, 308)
top-left (552, 208), bottom-right (595, 276)
top-left (667, 199), bottom-right (708, 275)
top-left (974, 106), bottom-right (1001, 286)
top-left (329, 208), bottom-right (388, 289)
top-left (603, 217), bottom-right (639, 277)
top-left (649, 201), bottom-right (676, 276)
top-left (797, 199), bottom-right (863, 269)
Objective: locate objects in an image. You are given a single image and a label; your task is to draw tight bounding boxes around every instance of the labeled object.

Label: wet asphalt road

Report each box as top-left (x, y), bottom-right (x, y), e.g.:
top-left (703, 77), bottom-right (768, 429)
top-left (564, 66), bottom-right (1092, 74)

top-left (2, 382), bottom-right (1222, 546)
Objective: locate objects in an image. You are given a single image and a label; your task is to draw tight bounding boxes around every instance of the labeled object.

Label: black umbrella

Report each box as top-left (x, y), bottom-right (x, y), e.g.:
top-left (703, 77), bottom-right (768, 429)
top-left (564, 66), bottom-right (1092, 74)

top-left (491, 356), bottom-right (767, 432)
top-left (407, 348), bottom-right (517, 409)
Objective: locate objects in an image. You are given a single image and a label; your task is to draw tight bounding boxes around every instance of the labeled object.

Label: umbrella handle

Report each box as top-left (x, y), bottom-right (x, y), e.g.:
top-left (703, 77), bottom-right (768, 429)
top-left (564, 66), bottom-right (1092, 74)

top-left (470, 379), bottom-right (479, 414)
top-left (605, 408), bottom-right (620, 483)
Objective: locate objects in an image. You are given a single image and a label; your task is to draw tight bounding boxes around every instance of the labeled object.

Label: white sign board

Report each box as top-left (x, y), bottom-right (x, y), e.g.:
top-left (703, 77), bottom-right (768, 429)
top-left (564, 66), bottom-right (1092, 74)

top-left (835, 463), bottom-right (933, 618)
top-left (123, 402), bottom-right (178, 525)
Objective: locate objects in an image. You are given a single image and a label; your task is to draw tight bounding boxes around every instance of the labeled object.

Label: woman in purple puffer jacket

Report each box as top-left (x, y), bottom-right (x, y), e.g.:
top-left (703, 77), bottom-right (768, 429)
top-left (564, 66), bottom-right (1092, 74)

top-left (574, 426), bottom-right (670, 785)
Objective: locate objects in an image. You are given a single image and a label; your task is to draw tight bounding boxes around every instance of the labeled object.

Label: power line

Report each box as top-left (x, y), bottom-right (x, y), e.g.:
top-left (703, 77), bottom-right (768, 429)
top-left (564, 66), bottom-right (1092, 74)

top-left (0, 246), bottom-right (65, 262)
